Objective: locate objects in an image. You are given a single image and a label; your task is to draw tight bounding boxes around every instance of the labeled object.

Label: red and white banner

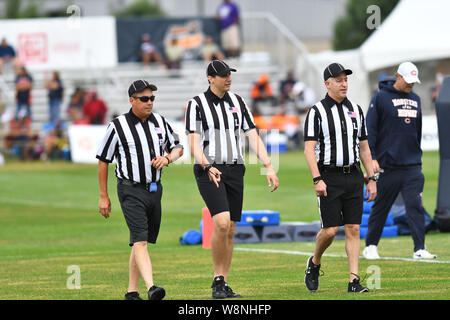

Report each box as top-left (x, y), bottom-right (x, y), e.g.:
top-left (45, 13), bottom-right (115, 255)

top-left (0, 17), bottom-right (117, 70)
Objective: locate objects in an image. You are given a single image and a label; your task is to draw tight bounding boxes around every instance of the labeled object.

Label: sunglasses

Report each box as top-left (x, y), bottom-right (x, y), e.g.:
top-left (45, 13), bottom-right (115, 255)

top-left (135, 95), bottom-right (155, 102)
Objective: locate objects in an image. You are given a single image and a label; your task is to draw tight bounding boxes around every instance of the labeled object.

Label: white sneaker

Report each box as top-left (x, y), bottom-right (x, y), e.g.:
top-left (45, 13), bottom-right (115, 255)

top-left (363, 245), bottom-right (380, 260)
top-left (413, 249), bottom-right (437, 259)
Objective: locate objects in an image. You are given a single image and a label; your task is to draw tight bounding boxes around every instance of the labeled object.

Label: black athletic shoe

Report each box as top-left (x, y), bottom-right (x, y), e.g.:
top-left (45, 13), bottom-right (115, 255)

top-left (348, 276), bottom-right (369, 293)
top-left (304, 256), bottom-right (322, 292)
top-left (124, 291), bottom-right (143, 300)
top-left (148, 285), bottom-right (166, 300)
top-left (211, 276), bottom-right (227, 299)
top-left (225, 283), bottom-right (242, 298)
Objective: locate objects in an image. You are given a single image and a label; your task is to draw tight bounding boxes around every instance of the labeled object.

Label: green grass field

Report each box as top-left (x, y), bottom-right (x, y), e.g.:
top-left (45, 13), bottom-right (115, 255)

top-left (0, 150), bottom-right (449, 300)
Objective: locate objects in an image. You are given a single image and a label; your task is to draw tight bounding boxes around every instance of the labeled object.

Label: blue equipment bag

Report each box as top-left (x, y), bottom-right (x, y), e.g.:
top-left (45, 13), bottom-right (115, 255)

top-left (236, 210), bottom-right (280, 226)
top-left (180, 230), bottom-right (202, 245)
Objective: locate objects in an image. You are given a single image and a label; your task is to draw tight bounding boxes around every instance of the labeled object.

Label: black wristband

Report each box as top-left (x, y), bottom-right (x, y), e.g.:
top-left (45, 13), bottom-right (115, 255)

top-left (368, 175), bottom-right (378, 182)
top-left (164, 156), bottom-right (170, 166)
top-left (203, 164), bottom-right (212, 171)
top-left (313, 176), bottom-right (323, 184)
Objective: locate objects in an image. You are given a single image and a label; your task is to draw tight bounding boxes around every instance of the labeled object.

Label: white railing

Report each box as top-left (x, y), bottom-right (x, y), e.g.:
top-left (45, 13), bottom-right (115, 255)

top-left (241, 11), bottom-right (323, 98)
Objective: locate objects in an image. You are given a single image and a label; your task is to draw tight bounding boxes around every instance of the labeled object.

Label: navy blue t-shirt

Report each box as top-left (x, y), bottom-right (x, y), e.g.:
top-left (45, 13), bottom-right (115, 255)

top-left (48, 79), bottom-right (64, 101)
top-left (15, 75), bottom-right (33, 104)
top-left (0, 45), bottom-right (15, 58)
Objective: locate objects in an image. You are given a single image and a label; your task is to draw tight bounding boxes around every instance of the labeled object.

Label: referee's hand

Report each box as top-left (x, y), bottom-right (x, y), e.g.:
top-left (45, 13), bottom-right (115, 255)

top-left (266, 168), bottom-right (279, 192)
top-left (99, 195), bottom-right (111, 219)
top-left (207, 167), bottom-right (222, 188)
top-left (314, 180), bottom-right (327, 197)
top-left (151, 156), bottom-right (169, 170)
top-left (366, 180), bottom-right (377, 202)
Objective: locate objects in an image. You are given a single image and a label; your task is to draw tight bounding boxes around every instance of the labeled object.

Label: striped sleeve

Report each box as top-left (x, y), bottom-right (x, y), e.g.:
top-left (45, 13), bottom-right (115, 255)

top-left (163, 117), bottom-right (183, 153)
top-left (237, 95), bottom-right (256, 132)
top-left (357, 104), bottom-right (368, 140)
top-left (304, 106), bottom-right (320, 141)
top-left (96, 122), bottom-right (118, 163)
top-left (185, 98), bottom-right (202, 134)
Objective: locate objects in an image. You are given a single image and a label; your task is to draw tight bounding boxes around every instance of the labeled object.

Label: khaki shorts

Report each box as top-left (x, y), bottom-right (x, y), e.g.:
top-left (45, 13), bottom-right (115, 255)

top-left (221, 24), bottom-right (240, 50)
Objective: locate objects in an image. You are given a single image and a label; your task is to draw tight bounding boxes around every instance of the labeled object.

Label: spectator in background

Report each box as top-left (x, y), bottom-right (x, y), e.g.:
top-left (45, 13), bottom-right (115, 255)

top-left (252, 107), bottom-right (270, 142)
top-left (42, 122), bottom-right (69, 161)
top-left (250, 74), bottom-right (277, 111)
top-left (15, 66), bottom-right (33, 121)
top-left (82, 90), bottom-right (107, 124)
top-left (270, 107), bottom-right (301, 149)
top-left (45, 71), bottom-right (64, 125)
top-left (252, 107), bottom-right (270, 132)
top-left (165, 38), bottom-right (184, 70)
top-left (216, 0), bottom-right (241, 58)
top-left (0, 38), bottom-right (19, 74)
top-left (139, 33), bottom-right (165, 68)
top-left (200, 36), bottom-right (225, 62)
top-left (291, 81), bottom-right (316, 115)
top-left (4, 116), bottom-right (40, 161)
top-left (278, 71), bottom-right (297, 107)
top-left (67, 87), bottom-right (86, 123)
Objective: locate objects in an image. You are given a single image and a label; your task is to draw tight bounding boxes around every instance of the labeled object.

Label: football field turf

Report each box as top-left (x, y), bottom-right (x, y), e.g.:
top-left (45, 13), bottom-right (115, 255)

top-left (0, 150), bottom-right (449, 300)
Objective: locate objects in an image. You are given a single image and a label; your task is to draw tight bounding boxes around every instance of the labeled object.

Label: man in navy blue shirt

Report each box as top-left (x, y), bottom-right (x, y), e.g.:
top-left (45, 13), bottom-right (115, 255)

top-left (15, 66), bottom-right (33, 120)
top-left (363, 62), bottom-right (437, 260)
top-left (0, 38), bottom-right (17, 74)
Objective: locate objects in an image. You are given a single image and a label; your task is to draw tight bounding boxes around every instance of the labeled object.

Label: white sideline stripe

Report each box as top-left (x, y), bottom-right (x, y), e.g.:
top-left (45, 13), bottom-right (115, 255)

top-left (0, 197), bottom-right (94, 210)
top-left (2, 249), bottom-right (126, 261)
top-left (235, 247), bottom-right (450, 264)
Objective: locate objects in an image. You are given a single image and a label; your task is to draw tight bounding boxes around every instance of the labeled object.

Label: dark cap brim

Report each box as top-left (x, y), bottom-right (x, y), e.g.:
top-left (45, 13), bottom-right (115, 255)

top-left (221, 67), bottom-right (237, 76)
top-left (324, 69), bottom-right (353, 81)
top-left (343, 69), bottom-right (352, 76)
top-left (211, 68), bottom-right (237, 77)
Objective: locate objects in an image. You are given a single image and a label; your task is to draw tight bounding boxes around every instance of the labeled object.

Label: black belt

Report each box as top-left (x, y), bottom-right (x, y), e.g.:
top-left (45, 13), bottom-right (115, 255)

top-left (118, 178), bottom-right (160, 190)
top-left (216, 160), bottom-right (239, 166)
top-left (320, 163), bottom-right (359, 174)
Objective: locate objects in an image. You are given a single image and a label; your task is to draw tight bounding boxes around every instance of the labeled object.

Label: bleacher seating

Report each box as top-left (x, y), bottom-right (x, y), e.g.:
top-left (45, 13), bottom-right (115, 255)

top-left (0, 56), bottom-right (282, 133)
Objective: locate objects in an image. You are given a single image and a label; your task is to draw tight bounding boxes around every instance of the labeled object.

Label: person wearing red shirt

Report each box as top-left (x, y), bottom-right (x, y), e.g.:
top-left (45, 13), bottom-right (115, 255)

top-left (82, 90), bottom-right (107, 124)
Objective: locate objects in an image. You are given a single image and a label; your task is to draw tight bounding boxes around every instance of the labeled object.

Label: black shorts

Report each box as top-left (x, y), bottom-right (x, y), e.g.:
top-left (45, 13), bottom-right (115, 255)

top-left (194, 164), bottom-right (245, 222)
top-left (317, 165), bottom-right (364, 228)
top-left (117, 180), bottom-right (163, 246)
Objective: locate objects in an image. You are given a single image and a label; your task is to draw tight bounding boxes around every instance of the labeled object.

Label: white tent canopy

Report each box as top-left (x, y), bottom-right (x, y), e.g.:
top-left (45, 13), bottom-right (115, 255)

top-left (307, 0), bottom-right (450, 109)
top-left (360, 0), bottom-right (450, 72)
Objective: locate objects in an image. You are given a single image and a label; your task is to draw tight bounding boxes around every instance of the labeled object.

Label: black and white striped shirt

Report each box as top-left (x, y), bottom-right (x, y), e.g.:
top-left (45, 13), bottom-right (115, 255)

top-left (304, 94), bottom-right (368, 166)
top-left (185, 88), bottom-right (256, 164)
top-left (96, 109), bottom-right (182, 183)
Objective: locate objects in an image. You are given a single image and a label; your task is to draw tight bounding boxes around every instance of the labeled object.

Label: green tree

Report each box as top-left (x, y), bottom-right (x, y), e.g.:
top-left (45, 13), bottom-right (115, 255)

top-left (5, 0), bottom-right (21, 18)
top-left (19, 0), bottom-right (40, 19)
top-left (114, 0), bottom-right (165, 17)
top-left (3, 0), bottom-right (43, 19)
top-left (333, 0), bottom-right (400, 51)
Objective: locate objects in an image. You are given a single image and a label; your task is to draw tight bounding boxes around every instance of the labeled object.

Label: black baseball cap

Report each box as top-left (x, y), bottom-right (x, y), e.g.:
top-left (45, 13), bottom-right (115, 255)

top-left (207, 60), bottom-right (237, 77)
top-left (323, 63), bottom-right (352, 81)
top-left (128, 79), bottom-right (157, 97)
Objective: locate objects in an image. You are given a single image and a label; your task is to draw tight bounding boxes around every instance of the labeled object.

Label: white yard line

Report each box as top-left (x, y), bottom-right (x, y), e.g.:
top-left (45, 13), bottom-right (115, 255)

top-left (0, 197), bottom-right (95, 210)
top-left (235, 247), bottom-right (450, 264)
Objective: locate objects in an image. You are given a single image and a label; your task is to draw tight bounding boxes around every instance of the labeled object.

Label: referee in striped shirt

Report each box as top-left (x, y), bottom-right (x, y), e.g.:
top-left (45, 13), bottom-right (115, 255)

top-left (97, 80), bottom-right (183, 300)
top-left (185, 60), bottom-right (279, 299)
top-left (303, 63), bottom-right (377, 293)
